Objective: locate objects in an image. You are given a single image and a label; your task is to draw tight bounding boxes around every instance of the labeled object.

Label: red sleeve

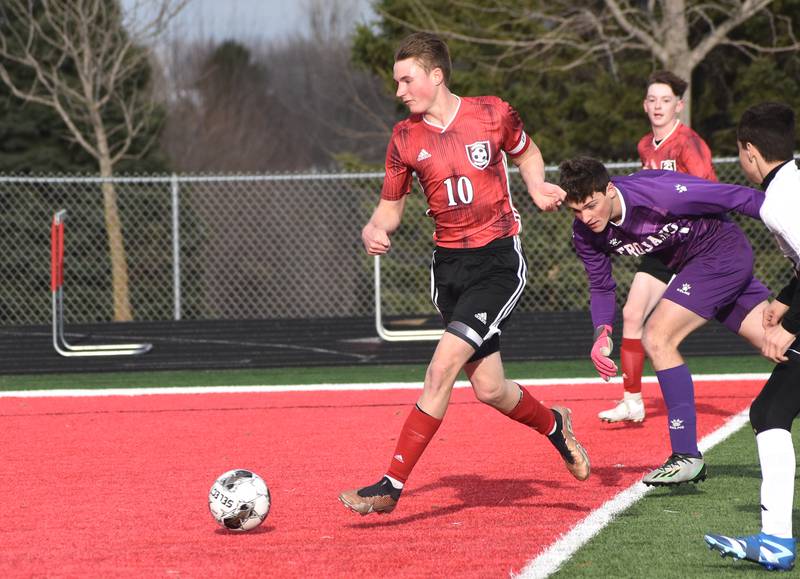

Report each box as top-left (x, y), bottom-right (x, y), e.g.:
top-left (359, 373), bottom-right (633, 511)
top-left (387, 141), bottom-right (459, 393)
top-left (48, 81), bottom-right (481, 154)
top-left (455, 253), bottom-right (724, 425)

top-left (380, 132), bottom-right (413, 200)
top-left (499, 100), bottom-right (531, 158)
top-left (681, 133), bottom-right (717, 182)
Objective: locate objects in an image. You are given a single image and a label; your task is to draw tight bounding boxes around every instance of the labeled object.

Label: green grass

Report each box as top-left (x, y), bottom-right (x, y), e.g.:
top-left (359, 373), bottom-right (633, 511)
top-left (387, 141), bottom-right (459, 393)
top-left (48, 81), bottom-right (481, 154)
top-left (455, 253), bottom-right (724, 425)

top-left (0, 354), bottom-right (772, 391)
top-left (553, 425), bottom-right (798, 578)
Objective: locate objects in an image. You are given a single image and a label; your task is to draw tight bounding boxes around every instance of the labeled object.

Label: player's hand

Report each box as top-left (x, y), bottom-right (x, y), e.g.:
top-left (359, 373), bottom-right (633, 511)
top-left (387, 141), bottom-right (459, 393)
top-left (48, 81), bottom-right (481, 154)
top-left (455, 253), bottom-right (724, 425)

top-left (762, 323), bottom-right (796, 364)
top-left (591, 325), bottom-right (618, 381)
top-left (762, 300), bottom-right (789, 330)
top-left (531, 182), bottom-right (566, 212)
top-left (362, 223), bottom-right (391, 255)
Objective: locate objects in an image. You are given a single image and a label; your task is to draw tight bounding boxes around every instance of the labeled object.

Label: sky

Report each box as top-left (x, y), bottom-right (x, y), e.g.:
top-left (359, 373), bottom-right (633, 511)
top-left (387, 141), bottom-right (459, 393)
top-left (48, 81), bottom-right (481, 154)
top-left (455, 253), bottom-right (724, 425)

top-left (122, 0), bottom-right (375, 43)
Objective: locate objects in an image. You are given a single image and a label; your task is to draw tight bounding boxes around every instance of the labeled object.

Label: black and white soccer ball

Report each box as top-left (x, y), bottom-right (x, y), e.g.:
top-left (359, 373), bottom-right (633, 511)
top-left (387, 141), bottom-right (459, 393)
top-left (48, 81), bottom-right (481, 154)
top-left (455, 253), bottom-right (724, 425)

top-left (208, 469), bottom-right (271, 532)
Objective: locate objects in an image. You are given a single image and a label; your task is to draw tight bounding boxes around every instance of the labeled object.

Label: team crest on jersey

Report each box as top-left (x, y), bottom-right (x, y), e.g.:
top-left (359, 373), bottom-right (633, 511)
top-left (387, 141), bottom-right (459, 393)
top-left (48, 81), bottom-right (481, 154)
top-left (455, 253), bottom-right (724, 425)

top-left (660, 159), bottom-right (677, 171)
top-left (465, 140), bottom-right (491, 170)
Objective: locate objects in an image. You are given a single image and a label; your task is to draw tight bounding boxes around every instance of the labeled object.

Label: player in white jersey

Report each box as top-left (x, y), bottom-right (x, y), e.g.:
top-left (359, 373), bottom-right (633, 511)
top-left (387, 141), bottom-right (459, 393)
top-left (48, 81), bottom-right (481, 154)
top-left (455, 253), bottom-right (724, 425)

top-left (705, 102), bottom-right (800, 571)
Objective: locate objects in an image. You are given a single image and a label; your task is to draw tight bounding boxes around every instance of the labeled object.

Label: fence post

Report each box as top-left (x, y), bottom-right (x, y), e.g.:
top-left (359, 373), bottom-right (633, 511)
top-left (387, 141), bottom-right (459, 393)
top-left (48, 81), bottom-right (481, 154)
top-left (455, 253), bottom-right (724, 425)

top-left (171, 174), bottom-right (181, 321)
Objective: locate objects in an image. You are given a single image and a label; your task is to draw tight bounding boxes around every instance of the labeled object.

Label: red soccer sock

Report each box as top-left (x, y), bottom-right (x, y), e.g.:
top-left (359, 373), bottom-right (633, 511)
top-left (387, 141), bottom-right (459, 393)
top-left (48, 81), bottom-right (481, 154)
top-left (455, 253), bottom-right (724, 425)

top-left (621, 338), bottom-right (645, 395)
top-left (386, 405), bottom-right (442, 483)
top-left (506, 385), bottom-right (555, 435)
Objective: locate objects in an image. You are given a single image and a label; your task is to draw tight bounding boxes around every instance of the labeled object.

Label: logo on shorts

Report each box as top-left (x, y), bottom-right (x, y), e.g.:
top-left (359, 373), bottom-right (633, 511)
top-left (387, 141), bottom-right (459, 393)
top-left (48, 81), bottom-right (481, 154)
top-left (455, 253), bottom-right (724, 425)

top-left (417, 148), bottom-right (431, 162)
top-left (675, 183), bottom-right (688, 193)
top-left (465, 141), bottom-right (491, 170)
top-left (474, 312), bottom-right (487, 324)
top-left (661, 159), bottom-right (677, 171)
top-left (670, 418), bottom-right (685, 430)
top-left (677, 283), bottom-right (692, 296)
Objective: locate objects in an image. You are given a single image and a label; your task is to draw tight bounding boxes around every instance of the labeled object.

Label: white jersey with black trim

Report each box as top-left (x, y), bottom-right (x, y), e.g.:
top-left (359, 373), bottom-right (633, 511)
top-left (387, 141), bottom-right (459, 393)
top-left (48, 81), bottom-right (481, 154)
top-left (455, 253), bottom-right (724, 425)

top-left (761, 161), bottom-right (800, 273)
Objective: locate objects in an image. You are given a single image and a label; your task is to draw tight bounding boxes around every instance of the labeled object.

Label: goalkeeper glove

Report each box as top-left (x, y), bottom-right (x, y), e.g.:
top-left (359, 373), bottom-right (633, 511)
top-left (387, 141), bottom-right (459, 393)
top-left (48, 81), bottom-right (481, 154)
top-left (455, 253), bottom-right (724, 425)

top-left (591, 325), bottom-right (617, 382)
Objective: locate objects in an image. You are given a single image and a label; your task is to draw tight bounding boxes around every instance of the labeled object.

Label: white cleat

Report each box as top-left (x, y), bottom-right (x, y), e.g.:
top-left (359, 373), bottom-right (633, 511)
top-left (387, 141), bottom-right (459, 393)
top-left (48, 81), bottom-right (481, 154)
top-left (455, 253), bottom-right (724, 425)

top-left (598, 392), bottom-right (645, 423)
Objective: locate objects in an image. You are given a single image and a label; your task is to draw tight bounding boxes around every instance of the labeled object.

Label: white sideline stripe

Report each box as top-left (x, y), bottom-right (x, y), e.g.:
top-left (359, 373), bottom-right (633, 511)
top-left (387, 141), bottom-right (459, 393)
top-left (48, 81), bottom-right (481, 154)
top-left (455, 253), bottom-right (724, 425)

top-left (515, 408), bottom-right (753, 579)
top-left (0, 372), bottom-right (770, 398)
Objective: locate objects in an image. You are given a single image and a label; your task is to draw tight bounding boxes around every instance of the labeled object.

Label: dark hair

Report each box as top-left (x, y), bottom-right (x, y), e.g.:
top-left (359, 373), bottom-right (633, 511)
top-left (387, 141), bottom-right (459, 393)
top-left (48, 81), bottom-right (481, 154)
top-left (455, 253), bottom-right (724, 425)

top-left (647, 70), bottom-right (688, 99)
top-left (737, 102), bottom-right (796, 162)
top-left (395, 32), bottom-right (452, 85)
top-left (559, 157), bottom-right (611, 204)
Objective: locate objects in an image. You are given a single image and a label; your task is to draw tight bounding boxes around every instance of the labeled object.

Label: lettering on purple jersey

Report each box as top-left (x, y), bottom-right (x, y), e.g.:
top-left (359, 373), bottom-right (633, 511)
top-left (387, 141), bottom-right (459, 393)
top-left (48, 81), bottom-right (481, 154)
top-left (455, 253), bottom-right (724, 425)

top-left (614, 222), bottom-right (679, 256)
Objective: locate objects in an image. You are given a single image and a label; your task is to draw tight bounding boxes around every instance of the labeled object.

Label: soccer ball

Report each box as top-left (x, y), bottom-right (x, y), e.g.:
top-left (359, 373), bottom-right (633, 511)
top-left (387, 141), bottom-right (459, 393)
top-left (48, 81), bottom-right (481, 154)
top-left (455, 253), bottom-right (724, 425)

top-left (208, 469), bottom-right (271, 532)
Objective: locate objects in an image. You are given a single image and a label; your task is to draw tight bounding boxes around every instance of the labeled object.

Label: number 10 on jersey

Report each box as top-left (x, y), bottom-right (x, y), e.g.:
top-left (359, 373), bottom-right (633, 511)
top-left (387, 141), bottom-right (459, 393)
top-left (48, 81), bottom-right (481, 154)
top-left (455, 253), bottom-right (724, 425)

top-left (444, 176), bottom-right (474, 206)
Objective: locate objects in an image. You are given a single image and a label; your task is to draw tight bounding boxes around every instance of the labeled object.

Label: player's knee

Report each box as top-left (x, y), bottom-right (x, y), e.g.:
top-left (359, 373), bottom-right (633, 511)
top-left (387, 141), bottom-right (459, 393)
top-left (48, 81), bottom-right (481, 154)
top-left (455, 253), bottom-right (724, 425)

top-left (622, 301), bottom-right (646, 331)
top-left (472, 377), bottom-right (504, 407)
top-left (641, 328), bottom-right (663, 360)
top-left (750, 393), bottom-right (794, 433)
top-left (424, 359), bottom-right (459, 395)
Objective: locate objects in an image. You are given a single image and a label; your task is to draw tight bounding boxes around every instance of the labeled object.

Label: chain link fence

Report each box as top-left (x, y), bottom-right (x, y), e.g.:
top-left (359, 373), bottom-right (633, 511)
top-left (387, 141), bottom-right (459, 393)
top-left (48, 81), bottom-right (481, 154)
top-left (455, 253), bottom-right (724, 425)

top-left (0, 158), bottom-right (789, 326)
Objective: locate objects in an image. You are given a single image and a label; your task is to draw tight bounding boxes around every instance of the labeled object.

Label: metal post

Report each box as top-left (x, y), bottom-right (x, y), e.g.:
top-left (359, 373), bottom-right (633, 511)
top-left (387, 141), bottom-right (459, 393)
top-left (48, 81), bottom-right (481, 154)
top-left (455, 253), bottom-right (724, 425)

top-left (171, 174), bottom-right (181, 321)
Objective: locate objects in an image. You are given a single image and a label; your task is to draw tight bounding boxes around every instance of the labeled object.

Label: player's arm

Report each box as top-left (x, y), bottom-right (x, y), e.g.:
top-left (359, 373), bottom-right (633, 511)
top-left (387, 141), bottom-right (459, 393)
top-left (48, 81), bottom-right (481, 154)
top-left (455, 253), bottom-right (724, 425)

top-left (498, 99), bottom-right (564, 212)
top-left (763, 276), bottom-right (799, 363)
top-left (651, 173), bottom-right (765, 219)
top-left (367, 129), bottom-right (412, 255)
top-left (573, 227), bottom-right (619, 380)
top-left (761, 202), bottom-right (800, 361)
top-left (362, 197), bottom-right (406, 256)
top-left (513, 141), bottom-right (565, 212)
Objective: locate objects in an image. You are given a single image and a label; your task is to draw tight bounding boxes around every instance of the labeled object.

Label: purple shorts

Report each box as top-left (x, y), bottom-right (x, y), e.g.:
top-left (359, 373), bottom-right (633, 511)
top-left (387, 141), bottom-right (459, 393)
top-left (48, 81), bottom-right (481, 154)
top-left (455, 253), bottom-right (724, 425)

top-left (662, 225), bottom-right (770, 333)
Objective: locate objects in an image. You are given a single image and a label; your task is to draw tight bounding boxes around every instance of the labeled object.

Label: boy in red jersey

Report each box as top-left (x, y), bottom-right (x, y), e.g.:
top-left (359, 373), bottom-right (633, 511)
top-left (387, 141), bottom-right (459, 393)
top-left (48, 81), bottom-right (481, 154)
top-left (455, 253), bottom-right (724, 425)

top-left (598, 70), bottom-right (718, 425)
top-left (338, 32), bottom-right (590, 516)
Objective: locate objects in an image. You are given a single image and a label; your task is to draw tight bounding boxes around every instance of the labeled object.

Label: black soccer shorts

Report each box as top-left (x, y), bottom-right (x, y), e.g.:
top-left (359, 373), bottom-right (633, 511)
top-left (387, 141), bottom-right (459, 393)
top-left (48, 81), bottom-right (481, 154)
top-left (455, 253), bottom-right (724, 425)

top-left (636, 254), bottom-right (675, 285)
top-left (430, 235), bottom-right (526, 363)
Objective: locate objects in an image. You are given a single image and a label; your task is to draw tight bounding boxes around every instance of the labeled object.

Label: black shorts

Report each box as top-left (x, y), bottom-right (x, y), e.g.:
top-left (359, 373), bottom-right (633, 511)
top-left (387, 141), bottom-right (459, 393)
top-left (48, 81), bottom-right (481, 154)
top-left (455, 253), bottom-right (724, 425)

top-left (431, 236), bottom-right (526, 363)
top-left (636, 254), bottom-right (675, 284)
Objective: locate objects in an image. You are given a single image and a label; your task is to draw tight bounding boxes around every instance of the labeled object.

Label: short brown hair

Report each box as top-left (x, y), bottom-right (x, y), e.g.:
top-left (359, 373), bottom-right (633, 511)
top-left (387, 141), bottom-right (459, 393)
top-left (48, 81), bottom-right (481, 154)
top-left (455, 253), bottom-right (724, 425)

top-left (395, 32), bottom-right (452, 85)
top-left (647, 70), bottom-right (688, 98)
top-left (559, 157), bottom-right (611, 204)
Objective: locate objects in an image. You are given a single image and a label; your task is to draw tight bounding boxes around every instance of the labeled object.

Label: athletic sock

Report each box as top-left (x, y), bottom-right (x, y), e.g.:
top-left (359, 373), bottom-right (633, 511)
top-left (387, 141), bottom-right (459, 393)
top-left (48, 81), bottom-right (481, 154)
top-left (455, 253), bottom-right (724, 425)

top-left (546, 409), bottom-right (574, 464)
top-left (655, 364), bottom-right (700, 457)
top-left (505, 385), bottom-right (556, 435)
top-left (757, 428), bottom-right (795, 538)
top-left (621, 338), bottom-right (645, 395)
top-left (386, 404), bottom-right (442, 484)
top-left (357, 476), bottom-right (402, 501)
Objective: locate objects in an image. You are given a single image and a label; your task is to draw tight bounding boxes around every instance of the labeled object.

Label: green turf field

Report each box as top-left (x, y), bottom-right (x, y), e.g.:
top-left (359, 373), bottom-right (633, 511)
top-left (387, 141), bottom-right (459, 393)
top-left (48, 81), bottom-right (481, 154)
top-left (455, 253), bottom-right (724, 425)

top-left (0, 354), bottom-right (773, 391)
top-left (1, 354), bottom-right (784, 577)
top-left (552, 424), bottom-right (799, 577)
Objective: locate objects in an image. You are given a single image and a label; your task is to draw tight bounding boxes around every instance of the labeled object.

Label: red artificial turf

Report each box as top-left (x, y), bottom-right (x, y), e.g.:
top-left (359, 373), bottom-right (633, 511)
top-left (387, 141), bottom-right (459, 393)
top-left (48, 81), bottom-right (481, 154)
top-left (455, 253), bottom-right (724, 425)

top-left (0, 379), bottom-right (762, 577)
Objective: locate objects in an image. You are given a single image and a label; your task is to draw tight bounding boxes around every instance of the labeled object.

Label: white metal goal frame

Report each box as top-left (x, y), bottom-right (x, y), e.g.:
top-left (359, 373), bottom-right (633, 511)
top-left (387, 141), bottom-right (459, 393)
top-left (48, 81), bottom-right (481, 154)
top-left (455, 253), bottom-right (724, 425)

top-left (50, 209), bottom-right (152, 357)
top-left (373, 255), bottom-right (442, 342)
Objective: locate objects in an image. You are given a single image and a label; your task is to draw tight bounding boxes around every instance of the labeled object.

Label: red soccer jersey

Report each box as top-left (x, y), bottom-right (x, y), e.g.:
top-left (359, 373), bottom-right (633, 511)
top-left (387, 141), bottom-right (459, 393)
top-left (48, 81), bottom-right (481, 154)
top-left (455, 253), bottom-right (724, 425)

top-left (637, 121), bottom-right (717, 181)
top-left (381, 95), bottom-right (531, 248)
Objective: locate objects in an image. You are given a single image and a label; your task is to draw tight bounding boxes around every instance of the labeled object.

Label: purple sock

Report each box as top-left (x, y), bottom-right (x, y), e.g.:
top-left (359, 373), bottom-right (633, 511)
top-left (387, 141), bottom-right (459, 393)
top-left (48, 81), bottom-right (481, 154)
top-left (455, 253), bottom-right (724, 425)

top-left (655, 364), bottom-right (700, 457)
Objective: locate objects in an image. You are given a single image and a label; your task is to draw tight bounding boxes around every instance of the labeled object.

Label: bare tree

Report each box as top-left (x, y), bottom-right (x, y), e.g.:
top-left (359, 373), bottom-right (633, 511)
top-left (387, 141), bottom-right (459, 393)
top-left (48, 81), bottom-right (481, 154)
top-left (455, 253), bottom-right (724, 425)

top-left (0, 0), bottom-right (187, 321)
top-left (379, 0), bottom-right (800, 124)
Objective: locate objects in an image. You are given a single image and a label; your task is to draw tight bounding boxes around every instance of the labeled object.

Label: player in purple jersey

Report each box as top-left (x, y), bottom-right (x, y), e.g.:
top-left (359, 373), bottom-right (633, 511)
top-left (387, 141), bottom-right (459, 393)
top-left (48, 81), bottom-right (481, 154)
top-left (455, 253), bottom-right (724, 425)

top-left (559, 157), bottom-right (771, 486)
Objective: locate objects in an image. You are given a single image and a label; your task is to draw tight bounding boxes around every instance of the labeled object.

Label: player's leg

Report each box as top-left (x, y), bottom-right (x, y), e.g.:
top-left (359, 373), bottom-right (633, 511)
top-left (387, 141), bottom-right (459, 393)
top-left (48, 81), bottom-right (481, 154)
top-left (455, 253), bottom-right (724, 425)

top-left (640, 298), bottom-right (709, 486)
top-left (340, 237), bottom-right (518, 515)
top-left (599, 264), bottom-right (668, 423)
top-left (704, 346), bottom-right (800, 571)
top-left (338, 331), bottom-right (475, 516)
top-left (642, 228), bottom-right (766, 486)
top-left (465, 352), bottom-right (590, 480)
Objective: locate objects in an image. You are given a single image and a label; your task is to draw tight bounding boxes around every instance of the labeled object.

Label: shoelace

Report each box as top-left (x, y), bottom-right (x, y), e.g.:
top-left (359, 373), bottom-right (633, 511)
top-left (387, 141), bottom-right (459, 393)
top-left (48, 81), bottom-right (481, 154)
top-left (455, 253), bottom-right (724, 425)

top-left (660, 454), bottom-right (693, 470)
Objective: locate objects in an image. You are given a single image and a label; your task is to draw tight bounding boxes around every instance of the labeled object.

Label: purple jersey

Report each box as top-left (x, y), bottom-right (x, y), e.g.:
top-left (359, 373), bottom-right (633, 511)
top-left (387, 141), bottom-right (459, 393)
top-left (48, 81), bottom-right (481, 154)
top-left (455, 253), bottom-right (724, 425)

top-left (572, 170), bottom-right (765, 327)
